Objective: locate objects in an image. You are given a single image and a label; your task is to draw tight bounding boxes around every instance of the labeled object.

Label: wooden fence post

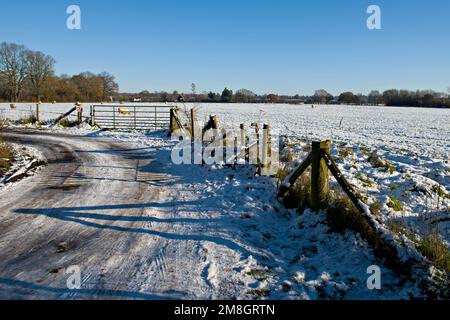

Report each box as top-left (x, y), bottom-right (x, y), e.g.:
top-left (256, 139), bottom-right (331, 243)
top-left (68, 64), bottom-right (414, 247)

top-left (222, 129), bottom-right (227, 163)
top-left (113, 106), bottom-right (116, 130)
top-left (261, 124), bottom-right (270, 169)
top-left (256, 125), bottom-right (260, 168)
top-left (77, 107), bottom-right (83, 124)
top-left (191, 108), bottom-right (196, 141)
top-left (240, 123), bottom-right (246, 146)
top-left (35, 103), bottom-right (40, 122)
top-left (234, 136), bottom-right (238, 164)
top-left (311, 140), bottom-right (330, 212)
top-left (90, 106), bottom-right (96, 126)
top-left (210, 115), bottom-right (219, 130)
top-left (240, 123), bottom-right (248, 162)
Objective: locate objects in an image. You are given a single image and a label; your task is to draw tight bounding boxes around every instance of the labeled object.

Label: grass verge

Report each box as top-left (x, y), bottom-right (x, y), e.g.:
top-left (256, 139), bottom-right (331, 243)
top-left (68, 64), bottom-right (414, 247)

top-left (0, 143), bottom-right (14, 175)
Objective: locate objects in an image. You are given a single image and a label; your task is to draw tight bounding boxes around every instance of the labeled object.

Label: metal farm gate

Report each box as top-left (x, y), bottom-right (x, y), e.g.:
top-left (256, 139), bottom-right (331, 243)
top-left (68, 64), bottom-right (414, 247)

top-left (91, 105), bottom-right (172, 130)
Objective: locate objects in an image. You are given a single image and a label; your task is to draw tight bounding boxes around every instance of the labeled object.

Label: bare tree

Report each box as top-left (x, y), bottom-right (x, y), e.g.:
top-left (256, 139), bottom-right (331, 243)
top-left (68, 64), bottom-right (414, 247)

top-left (0, 42), bottom-right (28, 102)
top-left (313, 89), bottom-right (333, 104)
top-left (25, 50), bottom-right (55, 100)
top-left (98, 72), bottom-right (119, 101)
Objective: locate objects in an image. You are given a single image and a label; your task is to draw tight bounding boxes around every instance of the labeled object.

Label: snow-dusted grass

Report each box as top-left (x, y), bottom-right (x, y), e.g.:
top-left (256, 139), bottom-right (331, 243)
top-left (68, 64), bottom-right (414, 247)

top-left (0, 143), bottom-right (45, 187)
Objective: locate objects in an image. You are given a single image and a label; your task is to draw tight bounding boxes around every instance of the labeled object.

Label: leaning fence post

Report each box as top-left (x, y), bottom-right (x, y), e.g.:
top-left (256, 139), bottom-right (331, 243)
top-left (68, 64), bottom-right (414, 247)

top-left (170, 108), bottom-right (179, 134)
top-left (311, 140), bottom-right (330, 212)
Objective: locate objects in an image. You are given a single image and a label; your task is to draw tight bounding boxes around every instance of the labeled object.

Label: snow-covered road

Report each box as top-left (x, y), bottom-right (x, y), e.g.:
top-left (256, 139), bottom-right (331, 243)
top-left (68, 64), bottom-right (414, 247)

top-left (0, 130), bottom-right (247, 299)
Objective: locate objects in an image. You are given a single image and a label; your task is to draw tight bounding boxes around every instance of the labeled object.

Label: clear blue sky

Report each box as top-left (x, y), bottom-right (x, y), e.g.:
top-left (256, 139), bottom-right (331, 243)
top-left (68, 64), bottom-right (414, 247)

top-left (1, 0), bottom-right (449, 95)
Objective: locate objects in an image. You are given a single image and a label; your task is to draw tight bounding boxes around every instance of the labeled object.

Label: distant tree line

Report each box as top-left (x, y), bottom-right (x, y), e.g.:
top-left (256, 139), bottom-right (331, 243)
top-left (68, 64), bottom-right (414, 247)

top-left (0, 42), bottom-right (119, 102)
top-left (123, 87), bottom-right (450, 108)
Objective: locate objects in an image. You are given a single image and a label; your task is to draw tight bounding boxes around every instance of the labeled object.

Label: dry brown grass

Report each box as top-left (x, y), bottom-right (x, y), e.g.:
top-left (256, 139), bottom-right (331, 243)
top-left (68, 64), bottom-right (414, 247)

top-left (20, 113), bottom-right (38, 125)
top-left (418, 233), bottom-right (450, 273)
top-left (389, 220), bottom-right (450, 274)
top-left (0, 143), bottom-right (13, 175)
top-left (368, 151), bottom-right (395, 174)
top-left (282, 169), bottom-right (312, 211)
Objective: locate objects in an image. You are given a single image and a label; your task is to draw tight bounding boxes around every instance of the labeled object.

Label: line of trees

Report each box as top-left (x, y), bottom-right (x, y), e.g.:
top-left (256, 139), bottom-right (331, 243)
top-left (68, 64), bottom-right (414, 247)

top-left (336, 89), bottom-right (450, 108)
top-left (0, 42), bottom-right (119, 102)
top-left (122, 87), bottom-right (450, 108)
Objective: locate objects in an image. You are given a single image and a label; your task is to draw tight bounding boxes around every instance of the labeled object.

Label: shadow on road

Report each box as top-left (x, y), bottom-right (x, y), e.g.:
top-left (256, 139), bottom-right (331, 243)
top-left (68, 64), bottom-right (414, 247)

top-left (0, 277), bottom-right (182, 300)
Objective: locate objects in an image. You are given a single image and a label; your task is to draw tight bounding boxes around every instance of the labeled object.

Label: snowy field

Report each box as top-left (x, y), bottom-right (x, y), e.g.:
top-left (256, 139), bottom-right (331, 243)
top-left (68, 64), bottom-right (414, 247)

top-left (3, 102), bottom-right (447, 157)
top-left (0, 102), bottom-right (448, 299)
top-left (190, 103), bottom-right (450, 246)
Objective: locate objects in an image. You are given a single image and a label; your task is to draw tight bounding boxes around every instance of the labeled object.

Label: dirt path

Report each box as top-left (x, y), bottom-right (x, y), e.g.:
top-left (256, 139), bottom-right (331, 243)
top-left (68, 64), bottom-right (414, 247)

top-left (0, 129), bottom-right (242, 299)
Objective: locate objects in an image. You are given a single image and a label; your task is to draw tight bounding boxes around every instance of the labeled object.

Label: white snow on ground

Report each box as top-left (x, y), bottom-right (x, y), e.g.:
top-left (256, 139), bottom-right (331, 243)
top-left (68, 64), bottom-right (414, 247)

top-left (0, 143), bottom-right (45, 189)
top-left (1, 102), bottom-right (448, 299)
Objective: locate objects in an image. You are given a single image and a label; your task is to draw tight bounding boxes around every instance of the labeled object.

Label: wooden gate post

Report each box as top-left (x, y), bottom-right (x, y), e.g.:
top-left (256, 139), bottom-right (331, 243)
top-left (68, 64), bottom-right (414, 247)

top-left (311, 140), bottom-right (330, 212)
top-left (90, 106), bottom-right (96, 126)
top-left (113, 106), bottom-right (116, 129)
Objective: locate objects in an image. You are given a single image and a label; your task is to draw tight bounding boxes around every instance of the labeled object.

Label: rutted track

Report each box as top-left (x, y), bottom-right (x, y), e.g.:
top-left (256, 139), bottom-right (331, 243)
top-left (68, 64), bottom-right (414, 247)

top-left (0, 129), bottom-right (195, 299)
